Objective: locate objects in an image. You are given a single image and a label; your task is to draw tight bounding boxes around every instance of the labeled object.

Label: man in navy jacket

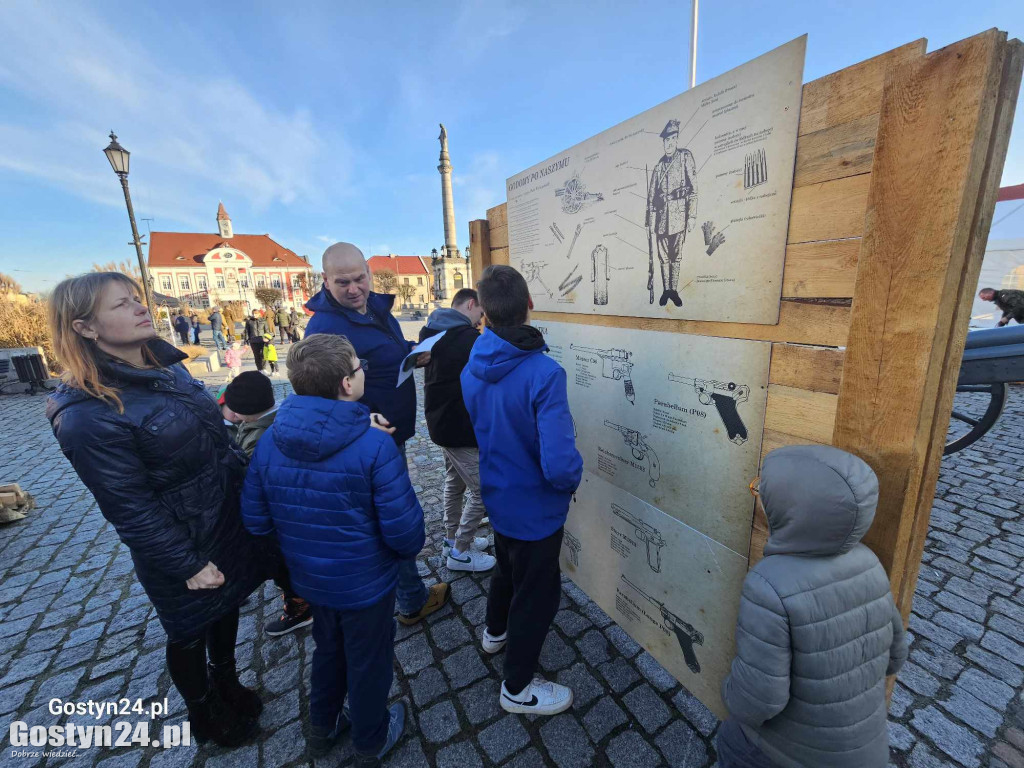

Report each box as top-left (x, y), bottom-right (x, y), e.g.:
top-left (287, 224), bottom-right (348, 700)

top-left (462, 265), bottom-right (584, 716)
top-left (304, 242), bottom-right (447, 626)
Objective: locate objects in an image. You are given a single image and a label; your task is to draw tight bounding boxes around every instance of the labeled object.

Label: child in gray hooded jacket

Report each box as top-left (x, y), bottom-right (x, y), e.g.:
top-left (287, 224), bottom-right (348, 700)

top-left (719, 445), bottom-right (908, 768)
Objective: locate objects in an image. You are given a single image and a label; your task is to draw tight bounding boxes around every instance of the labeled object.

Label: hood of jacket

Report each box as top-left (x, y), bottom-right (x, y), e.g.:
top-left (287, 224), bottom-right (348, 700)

top-left (761, 444), bottom-right (879, 558)
top-left (46, 339), bottom-right (188, 422)
top-left (304, 285), bottom-right (396, 319)
top-left (466, 325), bottom-right (546, 384)
top-left (271, 395), bottom-right (370, 463)
top-left (425, 307), bottom-right (474, 332)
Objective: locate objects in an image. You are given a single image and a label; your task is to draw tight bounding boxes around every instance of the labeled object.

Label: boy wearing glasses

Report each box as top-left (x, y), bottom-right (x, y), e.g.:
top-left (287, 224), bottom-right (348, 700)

top-left (241, 334), bottom-right (422, 765)
top-left (719, 445), bottom-right (908, 768)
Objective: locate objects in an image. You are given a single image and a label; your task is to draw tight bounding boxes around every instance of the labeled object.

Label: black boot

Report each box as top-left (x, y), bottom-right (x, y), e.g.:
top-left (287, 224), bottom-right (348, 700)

top-left (208, 662), bottom-right (264, 718)
top-left (187, 688), bottom-right (259, 747)
top-left (658, 290), bottom-right (670, 306)
top-left (669, 290), bottom-right (682, 307)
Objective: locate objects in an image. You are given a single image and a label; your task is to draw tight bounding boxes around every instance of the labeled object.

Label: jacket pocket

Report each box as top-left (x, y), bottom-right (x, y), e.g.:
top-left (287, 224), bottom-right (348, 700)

top-left (161, 475), bottom-right (222, 550)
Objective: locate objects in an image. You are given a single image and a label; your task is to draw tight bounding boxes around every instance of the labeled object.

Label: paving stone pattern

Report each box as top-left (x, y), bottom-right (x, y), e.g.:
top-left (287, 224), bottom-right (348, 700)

top-left (1, 363), bottom-right (1022, 766)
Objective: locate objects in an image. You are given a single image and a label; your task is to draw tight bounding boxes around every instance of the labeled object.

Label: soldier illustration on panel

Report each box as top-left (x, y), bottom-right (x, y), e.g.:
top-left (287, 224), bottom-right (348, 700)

top-left (646, 119), bottom-right (698, 307)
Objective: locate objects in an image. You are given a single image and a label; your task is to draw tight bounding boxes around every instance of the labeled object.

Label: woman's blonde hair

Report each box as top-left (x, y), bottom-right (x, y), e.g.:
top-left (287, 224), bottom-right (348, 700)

top-left (48, 272), bottom-right (155, 412)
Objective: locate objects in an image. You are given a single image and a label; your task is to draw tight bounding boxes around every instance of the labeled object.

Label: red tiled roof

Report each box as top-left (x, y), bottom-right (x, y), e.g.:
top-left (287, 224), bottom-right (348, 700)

top-left (367, 255), bottom-right (429, 276)
top-left (147, 232), bottom-right (310, 269)
top-left (217, 202), bottom-right (230, 220)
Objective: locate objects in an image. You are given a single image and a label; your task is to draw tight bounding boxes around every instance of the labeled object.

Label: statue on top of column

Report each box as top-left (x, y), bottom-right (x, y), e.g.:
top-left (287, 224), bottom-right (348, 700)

top-left (439, 124), bottom-right (448, 152)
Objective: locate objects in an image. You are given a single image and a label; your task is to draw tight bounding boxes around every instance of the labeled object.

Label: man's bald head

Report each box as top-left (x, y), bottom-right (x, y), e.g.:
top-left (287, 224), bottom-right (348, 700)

top-left (321, 242), bottom-right (371, 313)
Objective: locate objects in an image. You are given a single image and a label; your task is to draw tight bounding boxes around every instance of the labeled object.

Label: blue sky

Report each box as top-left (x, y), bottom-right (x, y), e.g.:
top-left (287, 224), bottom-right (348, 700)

top-left (0, 0), bottom-right (1021, 292)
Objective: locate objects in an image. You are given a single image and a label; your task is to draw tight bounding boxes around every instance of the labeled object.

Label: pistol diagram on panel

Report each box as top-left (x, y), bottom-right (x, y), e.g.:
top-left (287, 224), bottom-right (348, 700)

top-left (520, 260), bottom-right (553, 298)
top-left (556, 174), bottom-right (605, 215)
top-left (563, 530), bottom-right (581, 568)
top-left (611, 503), bottom-right (665, 571)
top-left (621, 575), bottom-right (704, 674)
top-left (604, 421), bottom-right (660, 487)
top-left (701, 221), bottom-right (726, 256)
top-left (744, 148), bottom-right (768, 190)
top-left (570, 344), bottom-right (635, 404)
top-left (668, 373), bottom-right (750, 445)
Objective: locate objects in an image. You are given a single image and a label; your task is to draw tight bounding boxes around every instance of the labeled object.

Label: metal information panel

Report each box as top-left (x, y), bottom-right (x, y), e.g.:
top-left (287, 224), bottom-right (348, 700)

top-left (507, 36), bottom-right (806, 324)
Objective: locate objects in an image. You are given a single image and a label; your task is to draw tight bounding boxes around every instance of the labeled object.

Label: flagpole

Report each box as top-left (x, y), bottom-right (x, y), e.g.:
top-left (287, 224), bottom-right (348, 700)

top-left (689, 0), bottom-right (699, 89)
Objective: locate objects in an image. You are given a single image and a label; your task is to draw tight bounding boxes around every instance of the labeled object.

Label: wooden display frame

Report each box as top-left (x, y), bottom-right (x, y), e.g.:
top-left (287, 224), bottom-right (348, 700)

top-left (469, 29), bottom-right (1022, 626)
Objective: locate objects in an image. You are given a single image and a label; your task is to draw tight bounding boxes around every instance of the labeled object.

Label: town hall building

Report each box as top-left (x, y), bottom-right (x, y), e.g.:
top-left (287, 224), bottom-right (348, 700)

top-left (147, 204), bottom-right (314, 312)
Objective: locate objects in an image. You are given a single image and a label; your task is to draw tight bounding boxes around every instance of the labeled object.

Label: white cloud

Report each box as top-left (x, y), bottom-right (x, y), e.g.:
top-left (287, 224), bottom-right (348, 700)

top-left (0, 1), bottom-right (349, 228)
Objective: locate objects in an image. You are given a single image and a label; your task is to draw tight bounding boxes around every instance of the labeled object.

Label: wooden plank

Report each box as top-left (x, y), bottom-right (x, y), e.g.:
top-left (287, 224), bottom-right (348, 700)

top-left (532, 299), bottom-right (851, 348)
top-left (748, 506), bottom-right (769, 567)
top-left (832, 31), bottom-right (1009, 593)
top-left (787, 173), bottom-right (871, 244)
top-left (490, 224), bottom-right (508, 250)
top-left (896, 37), bottom-right (1023, 618)
top-left (781, 239), bottom-right (860, 298)
top-left (764, 384), bottom-right (837, 445)
top-left (487, 204), bottom-right (507, 228)
top-left (760, 428), bottom-right (829, 460)
top-left (794, 114), bottom-right (878, 187)
top-left (799, 39), bottom-right (927, 135)
top-left (469, 219), bottom-right (491, 281)
top-left (768, 344), bottom-right (845, 394)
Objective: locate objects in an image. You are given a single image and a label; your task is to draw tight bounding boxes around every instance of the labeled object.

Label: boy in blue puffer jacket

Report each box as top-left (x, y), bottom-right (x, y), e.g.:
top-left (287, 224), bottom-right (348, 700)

top-left (241, 334), bottom-right (423, 766)
top-left (461, 265), bottom-right (584, 717)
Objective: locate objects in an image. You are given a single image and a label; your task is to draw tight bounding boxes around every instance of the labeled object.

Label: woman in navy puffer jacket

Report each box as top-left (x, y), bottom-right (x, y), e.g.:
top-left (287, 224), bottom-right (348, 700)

top-left (46, 273), bottom-right (264, 749)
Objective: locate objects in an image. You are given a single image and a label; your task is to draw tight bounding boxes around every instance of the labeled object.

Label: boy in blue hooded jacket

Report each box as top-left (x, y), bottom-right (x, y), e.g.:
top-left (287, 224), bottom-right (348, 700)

top-left (461, 265), bottom-right (584, 716)
top-left (242, 334), bottom-right (423, 766)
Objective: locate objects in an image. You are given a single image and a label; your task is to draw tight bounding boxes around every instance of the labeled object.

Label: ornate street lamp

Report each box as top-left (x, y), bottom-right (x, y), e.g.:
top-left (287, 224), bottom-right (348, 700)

top-left (103, 132), bottom-right (155, 312)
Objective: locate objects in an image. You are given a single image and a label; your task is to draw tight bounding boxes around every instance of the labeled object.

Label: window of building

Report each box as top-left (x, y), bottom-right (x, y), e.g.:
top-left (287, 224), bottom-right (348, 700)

top-left (404, 277), bottom-right (410, 284)
top-left (179, 276), bottom-right (191, 291)
top-left (197, 275), bottom-right (208, 290)
top-left (160, 276), bottom-right (172, 292)
top-left (417, 277), bottom-right (423, 285)
top-left (292, 274), bottom-right (302, 288)
top-left (216, 275), bottom-right (226, 289)
top-left (272, 276), bottom-right (282, 289)
top-left (257, 275), bottom-right (266, 288)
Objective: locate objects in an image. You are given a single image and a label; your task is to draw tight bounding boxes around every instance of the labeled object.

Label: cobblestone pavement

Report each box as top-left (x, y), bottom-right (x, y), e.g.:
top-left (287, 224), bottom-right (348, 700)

top-left (1, 375), bottom-right (1023, 768)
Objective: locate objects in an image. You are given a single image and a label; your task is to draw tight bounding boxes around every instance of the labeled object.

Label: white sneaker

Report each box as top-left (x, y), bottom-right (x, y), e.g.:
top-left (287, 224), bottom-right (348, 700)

top-left (481, 628), bottom-right (507, 654)
top-left (500, 678), bottom-right (573, 715)
top-left (446, 549), bottom-right (496, 573)
top-left (442, 536), bottom-right (490, 556)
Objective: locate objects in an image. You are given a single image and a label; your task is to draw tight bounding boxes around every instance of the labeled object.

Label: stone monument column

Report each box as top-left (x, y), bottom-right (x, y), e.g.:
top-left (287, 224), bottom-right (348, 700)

top-left (438, 124), bottom-right (458, 255)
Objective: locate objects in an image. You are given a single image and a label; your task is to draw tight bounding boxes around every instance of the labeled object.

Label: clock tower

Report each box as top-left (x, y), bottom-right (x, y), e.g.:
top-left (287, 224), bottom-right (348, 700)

top-left (216, 202), bottom-right (233, 239)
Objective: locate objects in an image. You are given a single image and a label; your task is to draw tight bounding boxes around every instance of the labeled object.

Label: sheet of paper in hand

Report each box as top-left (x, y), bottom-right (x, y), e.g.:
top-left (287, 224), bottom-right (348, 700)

top-left (396, 331), bottom-right (447, 387)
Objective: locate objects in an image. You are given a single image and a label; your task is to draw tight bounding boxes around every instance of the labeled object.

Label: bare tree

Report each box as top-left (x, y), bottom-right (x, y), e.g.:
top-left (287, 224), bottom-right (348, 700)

top-left (254, 287), bottom-right (283, 309)
top-left (0, 273), bottom-right (22, 294)
top-left (374, 269), bottom-right (398, 295)
top-left (397, 283), bottom-right (417, 306)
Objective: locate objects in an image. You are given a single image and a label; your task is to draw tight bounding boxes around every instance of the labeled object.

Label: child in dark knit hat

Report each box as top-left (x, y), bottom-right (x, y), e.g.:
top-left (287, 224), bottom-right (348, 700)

top-left (224, 371), bottom-right (313, 637)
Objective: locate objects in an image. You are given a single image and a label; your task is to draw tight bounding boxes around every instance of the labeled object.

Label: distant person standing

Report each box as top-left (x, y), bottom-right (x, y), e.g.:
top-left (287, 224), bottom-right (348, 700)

top-left (305, 242), bottom-right (448, 626)
top-left (174, 310), bottom-right (190, 345)
top-left (288, 309), bottom-right (300, 342)
top-left (191, 313), bottom-right (201, 345)
top-left (244, 314), bottom-right (267, 372)
top-left (209, 306), bottom-right (227, 351)
top-left (276, 306), bottom-right (292, 344)
top-left (979, 287), bottom-right (1024, 326)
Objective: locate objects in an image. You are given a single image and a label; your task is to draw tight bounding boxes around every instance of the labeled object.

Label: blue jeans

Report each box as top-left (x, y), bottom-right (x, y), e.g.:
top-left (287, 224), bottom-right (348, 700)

top-left (393, 440), bottom-right (428, 616)
top-left (309, 594), bottom-right (395, 755)
top-left (213, 330), bottom-right (227, 350)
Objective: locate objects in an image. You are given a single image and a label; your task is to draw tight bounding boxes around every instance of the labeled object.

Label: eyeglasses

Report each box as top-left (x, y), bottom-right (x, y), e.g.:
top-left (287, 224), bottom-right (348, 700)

top-left (749, 476), bottom-right (761, 497)
top-left (351, 358), bottom-right (369, 375)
